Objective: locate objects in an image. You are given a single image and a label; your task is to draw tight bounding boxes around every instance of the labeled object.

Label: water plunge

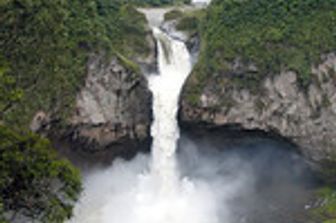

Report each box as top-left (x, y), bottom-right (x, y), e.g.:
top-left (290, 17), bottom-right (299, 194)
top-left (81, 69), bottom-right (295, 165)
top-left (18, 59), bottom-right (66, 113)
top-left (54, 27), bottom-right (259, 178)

top-left (69, 11), bottom-right (315, 223)
top-left (149, 27), bottom-right (191, 193)
top-left (70, 18), bottom-right (222, 223)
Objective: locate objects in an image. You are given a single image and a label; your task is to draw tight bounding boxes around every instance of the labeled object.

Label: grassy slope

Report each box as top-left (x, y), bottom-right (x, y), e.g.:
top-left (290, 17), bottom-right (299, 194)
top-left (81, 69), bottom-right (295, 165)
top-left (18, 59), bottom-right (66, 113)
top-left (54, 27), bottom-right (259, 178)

top-left (0, 0), bottom-right (150, 128)
top-left (184, 0), bottom-right (336, 104)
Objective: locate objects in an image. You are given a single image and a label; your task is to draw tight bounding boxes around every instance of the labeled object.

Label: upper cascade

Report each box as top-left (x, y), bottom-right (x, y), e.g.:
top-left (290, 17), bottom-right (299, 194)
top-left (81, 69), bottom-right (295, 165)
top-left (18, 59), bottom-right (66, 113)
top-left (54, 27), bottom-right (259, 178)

top-left (192, 0), bottom-right (212, 6)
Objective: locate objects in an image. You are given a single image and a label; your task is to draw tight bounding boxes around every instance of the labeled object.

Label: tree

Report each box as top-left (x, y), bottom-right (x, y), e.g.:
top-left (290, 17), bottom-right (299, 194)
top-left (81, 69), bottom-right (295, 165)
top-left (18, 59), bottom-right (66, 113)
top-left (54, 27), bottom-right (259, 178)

top-left (0, 57), bottom-right (22, 119)
top-left (0, 55), bottom-right (81, 223)
top-left (0, 126), bottom-right (82, 222)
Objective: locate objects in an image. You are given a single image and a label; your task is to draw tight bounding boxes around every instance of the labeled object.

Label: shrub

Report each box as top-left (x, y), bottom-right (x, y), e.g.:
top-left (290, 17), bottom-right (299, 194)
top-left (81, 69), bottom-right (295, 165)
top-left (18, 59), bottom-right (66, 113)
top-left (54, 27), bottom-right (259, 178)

top-left (188, 0), bottom-right (336, 103)
top-left (0, 0), bottom-right (149, 127)
top-left (0, 125), bottom-right (82, 222)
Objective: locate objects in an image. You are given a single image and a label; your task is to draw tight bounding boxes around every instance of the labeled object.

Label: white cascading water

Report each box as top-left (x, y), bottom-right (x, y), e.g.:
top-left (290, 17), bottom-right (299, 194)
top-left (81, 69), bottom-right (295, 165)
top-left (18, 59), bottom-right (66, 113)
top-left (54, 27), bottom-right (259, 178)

top-left (69, 15), bottom-right (223, 223)
top-left (128, 27), bottom-right (219, 223)
top-left (192, 0), bottom-right (212, 5)
top-left (149, 27), bottom-right (191, 194)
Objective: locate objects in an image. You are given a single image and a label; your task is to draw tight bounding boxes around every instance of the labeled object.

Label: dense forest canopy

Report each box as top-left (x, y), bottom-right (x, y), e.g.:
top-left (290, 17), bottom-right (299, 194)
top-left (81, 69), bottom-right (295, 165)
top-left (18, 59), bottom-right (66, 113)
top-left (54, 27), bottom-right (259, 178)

top-left (0, 56), bottom-right (81, 223)
top-left (0, 56), bottom-right (22, 119)
top-left (0, 126), bottom-right (82, 222)
top-left (186, 0), bottom-right (336, 102)
top-left (0, 0), bottom-right (150, 127)
top-left (0, 0), bottom-right (153, 221)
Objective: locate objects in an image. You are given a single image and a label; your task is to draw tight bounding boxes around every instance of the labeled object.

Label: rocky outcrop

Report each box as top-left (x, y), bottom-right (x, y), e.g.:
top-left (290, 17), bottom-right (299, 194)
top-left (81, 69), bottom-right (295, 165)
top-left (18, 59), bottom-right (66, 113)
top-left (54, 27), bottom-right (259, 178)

top-left (64, 54), bottom-right (152, 154)
top-left (29, 10), bottom-right (157, 160)
top-left (30, 53), bottom-right (153, 164)
top-left (180, 53), bottom-right (336, 161)
top-left (161, 20), bottom-right (200, 64)
top-left (134, 28), bottom-right (157, 74)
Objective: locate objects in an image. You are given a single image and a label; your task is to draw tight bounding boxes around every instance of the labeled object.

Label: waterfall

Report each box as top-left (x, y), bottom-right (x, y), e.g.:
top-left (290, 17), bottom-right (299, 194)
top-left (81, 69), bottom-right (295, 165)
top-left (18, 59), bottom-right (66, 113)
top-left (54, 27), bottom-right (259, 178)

top-left (67, 8), bottom-right (315, 223)
top-left (192, 0), bottom-right (212, 6)
top-left (127, 26), bottom-right (219, 223)
top-left (69, 14), bottom-right (220, 223)
top-left (149, 27), bottom-right (192, 194)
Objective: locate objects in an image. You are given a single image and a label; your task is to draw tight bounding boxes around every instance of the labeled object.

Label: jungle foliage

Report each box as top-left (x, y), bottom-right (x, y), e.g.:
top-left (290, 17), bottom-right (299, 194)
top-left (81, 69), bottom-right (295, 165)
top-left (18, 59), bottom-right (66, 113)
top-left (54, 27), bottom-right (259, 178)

top-left (186, 0), bottom-right (336, 103)
top-left (164, 9), bottom-right (184, 21)
top-left (0, 0), bottom-right (149, 127)
top-left (0, 62), bottom-right (81, 222)
top-left (164, 8), bottom-right (206, 34)
top-left (0, 56), bottom-right (22, 119)
top-left (0, 125), bottom-right (82, 222)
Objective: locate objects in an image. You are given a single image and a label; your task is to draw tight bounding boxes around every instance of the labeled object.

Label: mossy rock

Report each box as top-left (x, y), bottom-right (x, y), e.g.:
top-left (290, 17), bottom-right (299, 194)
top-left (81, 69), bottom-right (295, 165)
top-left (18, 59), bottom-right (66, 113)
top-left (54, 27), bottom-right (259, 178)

top-left (164, 9), bottom-right (184, 21)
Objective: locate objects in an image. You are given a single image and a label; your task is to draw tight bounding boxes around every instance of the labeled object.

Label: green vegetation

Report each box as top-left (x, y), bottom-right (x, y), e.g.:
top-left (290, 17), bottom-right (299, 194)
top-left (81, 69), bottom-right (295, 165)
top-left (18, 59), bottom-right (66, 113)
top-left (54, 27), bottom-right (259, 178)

top-left (1, 1), bottom-right (157, 220)
top-left (176, 10), bottom-right (205, 35)
top-left (0, 0), bottom-right (150, 127)
top-left (0, 126), bottom-right (82, 222)
top-left (186, 0), bottom-right (336, 104)
top-left (164, 9), bottom-right (184, 21)
top-left (310, 186), bottom-right (336, 223)
top-left (0, 57), bottom-right (81, 222)
top-left (310, 157), bottom-right (336, 223)
top-left (162, 8), bottom-right (206, 64)
top-left (0, 57), bottom-right (22, 119)
top-left (164, 9), bottom-right (206, 35)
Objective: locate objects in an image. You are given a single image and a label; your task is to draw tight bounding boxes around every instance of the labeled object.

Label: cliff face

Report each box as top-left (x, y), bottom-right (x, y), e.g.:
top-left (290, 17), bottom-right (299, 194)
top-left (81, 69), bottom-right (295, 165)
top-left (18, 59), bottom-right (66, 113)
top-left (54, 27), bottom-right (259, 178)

top-left (67, 55), bottom-right (152, 152)
top-left (180, 53), bottom-right (336, 161)
top-left (30, 53), bottom-right (153, 160)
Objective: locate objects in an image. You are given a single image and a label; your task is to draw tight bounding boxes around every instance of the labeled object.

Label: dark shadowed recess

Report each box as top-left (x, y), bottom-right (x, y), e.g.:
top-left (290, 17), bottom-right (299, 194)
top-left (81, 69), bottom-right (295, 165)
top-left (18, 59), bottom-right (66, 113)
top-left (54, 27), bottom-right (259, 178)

top-left (52, 134), bottom-right (152, 171)
top-left (178, 124), bottom-right (320, 223)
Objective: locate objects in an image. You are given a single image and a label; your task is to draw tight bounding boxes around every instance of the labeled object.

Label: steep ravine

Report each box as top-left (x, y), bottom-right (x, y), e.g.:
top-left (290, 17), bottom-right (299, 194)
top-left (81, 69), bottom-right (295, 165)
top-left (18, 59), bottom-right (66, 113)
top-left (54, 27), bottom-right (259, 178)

top-left (30, 1), bottom-right (335, 168)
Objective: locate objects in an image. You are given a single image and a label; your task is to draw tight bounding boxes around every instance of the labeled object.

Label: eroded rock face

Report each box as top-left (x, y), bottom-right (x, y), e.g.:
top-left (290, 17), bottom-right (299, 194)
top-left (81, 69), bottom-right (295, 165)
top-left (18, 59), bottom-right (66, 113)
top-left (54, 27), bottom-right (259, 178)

top-left (68, 55), bottom-right (152, 153)
top-left (180, 53), bottom-right (336, 161)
